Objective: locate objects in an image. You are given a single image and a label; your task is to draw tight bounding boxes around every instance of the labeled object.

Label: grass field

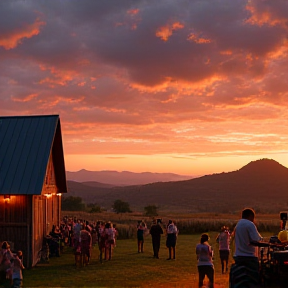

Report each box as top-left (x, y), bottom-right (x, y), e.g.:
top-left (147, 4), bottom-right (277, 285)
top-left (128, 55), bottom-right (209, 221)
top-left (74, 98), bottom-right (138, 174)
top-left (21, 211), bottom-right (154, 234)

top-left (0, 211), bottom-right (282, 288)
top-left (21, 233), bottom-right (231, 288)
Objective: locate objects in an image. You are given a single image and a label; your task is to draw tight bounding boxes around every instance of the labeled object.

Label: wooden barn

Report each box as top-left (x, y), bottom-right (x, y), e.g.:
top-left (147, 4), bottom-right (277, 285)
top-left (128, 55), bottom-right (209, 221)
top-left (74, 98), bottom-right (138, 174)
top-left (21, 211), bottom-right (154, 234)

top-left (0, 115), bottom-right (67, 268)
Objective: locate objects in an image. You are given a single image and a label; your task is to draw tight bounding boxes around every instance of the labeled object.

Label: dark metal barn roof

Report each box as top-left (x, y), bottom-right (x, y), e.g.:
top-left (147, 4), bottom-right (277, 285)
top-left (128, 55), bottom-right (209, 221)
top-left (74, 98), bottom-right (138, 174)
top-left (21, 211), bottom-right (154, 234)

top-left (0, 115), bottom-right (67, 195)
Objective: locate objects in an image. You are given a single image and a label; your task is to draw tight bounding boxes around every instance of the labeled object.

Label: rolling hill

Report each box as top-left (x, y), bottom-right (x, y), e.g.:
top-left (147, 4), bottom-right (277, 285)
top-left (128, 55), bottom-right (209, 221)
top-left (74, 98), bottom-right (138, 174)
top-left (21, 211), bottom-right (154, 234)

top-left (66, 170), bottom-right (193, 186)
top-left (66, 158), bottom-right (288, 214)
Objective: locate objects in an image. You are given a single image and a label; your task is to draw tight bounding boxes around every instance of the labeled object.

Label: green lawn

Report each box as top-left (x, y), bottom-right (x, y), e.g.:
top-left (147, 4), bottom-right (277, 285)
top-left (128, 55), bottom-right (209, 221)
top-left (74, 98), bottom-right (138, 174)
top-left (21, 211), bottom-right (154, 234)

top-left (1, 232), bottom-right (281, 288)
top-left (21, 233), bottom-right (231, 288)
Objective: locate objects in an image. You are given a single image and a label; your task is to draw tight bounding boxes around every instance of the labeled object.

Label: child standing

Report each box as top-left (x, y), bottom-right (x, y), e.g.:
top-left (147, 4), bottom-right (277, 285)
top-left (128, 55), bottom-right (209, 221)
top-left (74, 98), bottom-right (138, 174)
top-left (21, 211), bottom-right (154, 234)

top-left (11, 250), bottom-right (25, 288)
top-left (196, 233), bottom-right (214, 288)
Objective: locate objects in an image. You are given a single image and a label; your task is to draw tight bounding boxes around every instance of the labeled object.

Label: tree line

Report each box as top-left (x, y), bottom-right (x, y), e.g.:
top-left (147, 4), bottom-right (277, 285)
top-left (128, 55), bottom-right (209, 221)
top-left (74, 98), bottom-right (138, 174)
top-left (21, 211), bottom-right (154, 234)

top-left (61, 196), bottom-right (159, 216)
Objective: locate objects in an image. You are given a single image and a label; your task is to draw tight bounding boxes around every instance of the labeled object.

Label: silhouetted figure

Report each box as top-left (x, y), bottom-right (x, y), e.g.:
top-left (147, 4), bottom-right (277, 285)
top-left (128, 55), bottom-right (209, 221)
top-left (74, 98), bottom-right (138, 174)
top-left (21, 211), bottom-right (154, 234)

top-left (149, 219), bottom-right (163, 259)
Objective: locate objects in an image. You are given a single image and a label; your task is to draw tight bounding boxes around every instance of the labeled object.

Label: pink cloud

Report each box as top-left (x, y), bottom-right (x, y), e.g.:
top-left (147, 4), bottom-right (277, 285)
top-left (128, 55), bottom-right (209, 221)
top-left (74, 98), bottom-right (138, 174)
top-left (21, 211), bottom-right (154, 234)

top-left (156, 21), bottom-right (184, 41)
top-left (11, 93), bottom-right (38, 102)
top-left (0, 17), bottom-right (45, 50)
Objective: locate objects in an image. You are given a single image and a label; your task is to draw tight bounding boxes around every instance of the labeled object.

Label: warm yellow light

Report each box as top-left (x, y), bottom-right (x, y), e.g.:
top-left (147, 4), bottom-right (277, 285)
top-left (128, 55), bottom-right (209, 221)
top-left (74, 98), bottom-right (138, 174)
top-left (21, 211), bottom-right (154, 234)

top-left (44, 193), bottom-right (52, 198)
top-left (4, 195), bottom-right (10, 202)
top-left (56, 193), bottom-right (62, 196)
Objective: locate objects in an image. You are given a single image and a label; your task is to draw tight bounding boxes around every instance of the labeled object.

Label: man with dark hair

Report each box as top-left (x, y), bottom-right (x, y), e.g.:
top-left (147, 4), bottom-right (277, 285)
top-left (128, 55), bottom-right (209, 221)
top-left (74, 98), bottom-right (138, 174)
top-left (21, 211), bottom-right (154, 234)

top-left (149, 219), bottom-right (163, 259)
top-left (231, 208), bottom-right (262, 287)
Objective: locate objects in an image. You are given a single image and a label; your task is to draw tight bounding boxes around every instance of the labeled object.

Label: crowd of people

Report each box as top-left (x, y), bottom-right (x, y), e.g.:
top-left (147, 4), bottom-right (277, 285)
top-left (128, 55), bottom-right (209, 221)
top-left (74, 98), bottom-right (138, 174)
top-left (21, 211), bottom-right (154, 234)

top-left (0, 207), bottom-right (265, 288)
top-left (57, 217), bottom-right (118, 264)
top-left (196, 208), bottom-right (263, 288)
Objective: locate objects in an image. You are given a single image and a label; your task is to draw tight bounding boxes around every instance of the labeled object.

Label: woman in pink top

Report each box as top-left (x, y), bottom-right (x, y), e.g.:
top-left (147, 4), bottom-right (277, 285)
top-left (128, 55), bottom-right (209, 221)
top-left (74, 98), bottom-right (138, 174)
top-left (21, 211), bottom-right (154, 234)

top-left (216, 226), bottom-right (231, 274)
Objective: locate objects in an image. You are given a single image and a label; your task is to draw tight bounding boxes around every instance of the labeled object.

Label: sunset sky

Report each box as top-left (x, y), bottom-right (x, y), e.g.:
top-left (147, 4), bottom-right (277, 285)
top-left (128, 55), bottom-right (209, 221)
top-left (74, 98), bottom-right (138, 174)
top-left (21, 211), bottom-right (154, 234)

top-left (1, 0), bottom-right (288, 176)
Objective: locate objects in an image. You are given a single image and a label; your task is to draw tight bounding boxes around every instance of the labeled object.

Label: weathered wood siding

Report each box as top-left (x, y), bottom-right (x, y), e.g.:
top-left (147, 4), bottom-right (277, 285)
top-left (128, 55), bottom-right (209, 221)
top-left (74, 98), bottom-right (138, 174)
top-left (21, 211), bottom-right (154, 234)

top-left (0, 195), bottom-right (32, 268)
top-left (42, 154), bottom-right (61, 233)
top-left (30, 155), bottom-right (61, 266)
top-left (32, 195), bottom-right (45, 267)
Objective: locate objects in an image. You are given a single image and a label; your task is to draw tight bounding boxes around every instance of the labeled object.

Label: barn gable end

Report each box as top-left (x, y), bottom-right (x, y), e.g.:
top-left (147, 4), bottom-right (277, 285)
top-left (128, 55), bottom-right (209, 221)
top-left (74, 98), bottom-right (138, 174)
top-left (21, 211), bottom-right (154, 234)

top-left (0, 115), bottom-right (67, 268)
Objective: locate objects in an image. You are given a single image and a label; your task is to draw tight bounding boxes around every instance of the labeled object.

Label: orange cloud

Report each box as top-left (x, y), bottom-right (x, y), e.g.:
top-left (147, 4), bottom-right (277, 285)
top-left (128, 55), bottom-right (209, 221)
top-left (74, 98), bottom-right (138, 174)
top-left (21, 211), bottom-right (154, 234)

top-left (0, 17), bottom-right (45, 50)
top-left (220, 50), bottom-right (233, 55)
top-left (187, 33), bottom-right (211, 44)
top-left (245, 3), bottom-right (286, 27)
top-left (38, 96), bottom-right (84, 109)
top-left (11, 93), bottom-right (38, 102)
top-left (115, 8), bottom-right (141, 30)
top-left (127, 9), bottom-right (139, 15)
top-left (38, 65), bottom-right (78, 86)
top-left (156, 22), bottom-right (184, 41)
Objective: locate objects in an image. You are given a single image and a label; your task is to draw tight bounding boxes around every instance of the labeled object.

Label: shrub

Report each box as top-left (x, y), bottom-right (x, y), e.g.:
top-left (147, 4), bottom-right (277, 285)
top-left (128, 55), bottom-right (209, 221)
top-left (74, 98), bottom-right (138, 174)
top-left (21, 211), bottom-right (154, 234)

top-left (113, 199), bottom-right (132, 213)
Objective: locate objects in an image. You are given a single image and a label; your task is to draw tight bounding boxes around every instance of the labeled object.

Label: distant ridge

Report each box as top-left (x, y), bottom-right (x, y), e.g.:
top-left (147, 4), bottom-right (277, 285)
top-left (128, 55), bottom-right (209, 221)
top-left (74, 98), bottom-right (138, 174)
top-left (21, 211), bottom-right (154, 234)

top-left (66, 170), bottom-right (193, 186)
top-left (66, 158), bottom-right (288, 214)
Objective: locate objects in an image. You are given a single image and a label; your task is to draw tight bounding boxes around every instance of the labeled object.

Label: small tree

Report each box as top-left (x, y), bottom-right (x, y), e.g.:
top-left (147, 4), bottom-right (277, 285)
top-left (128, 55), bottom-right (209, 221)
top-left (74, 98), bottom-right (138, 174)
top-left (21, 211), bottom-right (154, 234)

top-left (61, 196), bottom-right (86, 211)
top-left (144, 204), bottom-right (158, 216)
top-left (87, 203), bottom-right (102, 213)
top-left (113, 199), bottom-right (132, 213)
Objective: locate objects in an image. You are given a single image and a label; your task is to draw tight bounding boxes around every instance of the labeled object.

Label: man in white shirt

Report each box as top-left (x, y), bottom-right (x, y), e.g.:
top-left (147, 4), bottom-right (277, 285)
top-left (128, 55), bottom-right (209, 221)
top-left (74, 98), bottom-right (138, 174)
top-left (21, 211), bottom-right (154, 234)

top-left (232, 208), bottom-right (262, 287)
top-left (166, 220), bottom-right (178, 260)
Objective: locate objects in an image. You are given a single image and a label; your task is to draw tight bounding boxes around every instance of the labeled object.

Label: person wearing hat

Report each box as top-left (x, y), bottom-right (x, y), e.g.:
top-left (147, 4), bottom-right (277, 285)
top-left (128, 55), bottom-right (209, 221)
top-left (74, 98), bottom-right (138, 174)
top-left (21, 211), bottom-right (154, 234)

top-left (216, 226), bottom-right (231, 274)
top-left (196, 233), bottom-right (214, 288)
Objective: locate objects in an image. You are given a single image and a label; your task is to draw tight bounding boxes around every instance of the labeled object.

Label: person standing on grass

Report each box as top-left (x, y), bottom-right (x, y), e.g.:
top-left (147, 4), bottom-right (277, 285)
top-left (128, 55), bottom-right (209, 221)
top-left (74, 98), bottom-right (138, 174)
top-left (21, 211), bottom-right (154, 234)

top-left (196, 233), bottom-right (214, 288)
top-left (104, 222), bottom-right (116, 260)
top-left (232, 208), bottom-right (262, 286)
top-left (11, 251), bottom-right (25, 288)
top-left (80, 225), bottom-right (92, 264)
top-left (166, 220), bottom-right (178, 260)
top-left (149, 219), bottom-right (163, 259)
top-left (73, 219), bottom-right (82, 250)
top-left (97, 222), bottom-right (106, 263)
top-left (137, 220), bottom-right (147, 253)
top-left (216, 226), bottom-right (231, 274)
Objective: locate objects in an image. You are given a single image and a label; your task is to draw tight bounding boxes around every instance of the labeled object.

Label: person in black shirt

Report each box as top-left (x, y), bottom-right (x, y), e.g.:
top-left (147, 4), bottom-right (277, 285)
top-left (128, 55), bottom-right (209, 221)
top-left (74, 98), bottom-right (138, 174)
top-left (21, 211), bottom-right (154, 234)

top-left (149, 219), bottom-right (163, 259)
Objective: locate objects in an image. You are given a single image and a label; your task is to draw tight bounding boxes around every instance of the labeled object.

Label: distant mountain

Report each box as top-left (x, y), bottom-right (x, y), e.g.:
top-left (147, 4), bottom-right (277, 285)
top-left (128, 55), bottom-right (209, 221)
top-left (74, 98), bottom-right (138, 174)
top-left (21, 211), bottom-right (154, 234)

top-left (66, 159), bottom-right (288, 214)
top-left (66, 170), bottom-right (193, 186)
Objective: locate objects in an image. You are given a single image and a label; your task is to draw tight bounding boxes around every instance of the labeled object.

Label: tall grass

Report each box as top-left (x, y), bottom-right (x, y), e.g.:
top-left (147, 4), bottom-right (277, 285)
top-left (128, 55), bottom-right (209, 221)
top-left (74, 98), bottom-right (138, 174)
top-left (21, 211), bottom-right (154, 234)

top-left (63, 211), bottom-right (281, 239)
